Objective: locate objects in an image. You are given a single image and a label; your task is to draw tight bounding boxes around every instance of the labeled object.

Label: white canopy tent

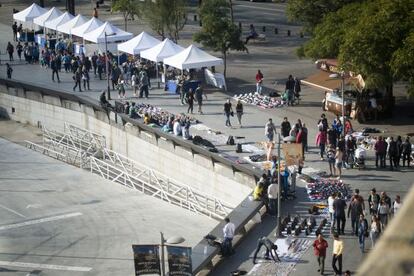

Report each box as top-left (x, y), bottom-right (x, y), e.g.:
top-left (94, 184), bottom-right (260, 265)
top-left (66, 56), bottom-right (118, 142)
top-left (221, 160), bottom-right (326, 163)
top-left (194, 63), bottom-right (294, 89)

top-left (117, 31), bottom-right (161, 55)
top-left (163, 44), bottom-right (223, 70)
top-left (56, 14), bottom-right (88, 35)
top-left (83, 21), bottom-right (133, 43)
top-left (140, 38), bottom-right (184, 62)
top-left (44, 11), bottom-right (74, 30)
top-left (141, 38), bottom-right (184, 87)
top-left (71, 17), bottom-right (103, 38)
top-left (33, 7), bottom-right (63, 28)
top-left (13, 3), bottom-right (47, 30)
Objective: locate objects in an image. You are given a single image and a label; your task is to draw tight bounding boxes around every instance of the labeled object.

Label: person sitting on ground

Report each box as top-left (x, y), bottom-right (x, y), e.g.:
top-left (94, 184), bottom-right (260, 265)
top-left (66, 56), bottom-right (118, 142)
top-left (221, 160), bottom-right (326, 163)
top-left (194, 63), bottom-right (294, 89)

top-left (182, 120), bottom-right (191, 140)
top-left (143, 112), bottom-right (151, 125)
top-left (99, 91), bottom-right (111, 109)
top-left (173, 118), bottom-right (182, 136)
top-left (129, 102), bottom-right (138, 118)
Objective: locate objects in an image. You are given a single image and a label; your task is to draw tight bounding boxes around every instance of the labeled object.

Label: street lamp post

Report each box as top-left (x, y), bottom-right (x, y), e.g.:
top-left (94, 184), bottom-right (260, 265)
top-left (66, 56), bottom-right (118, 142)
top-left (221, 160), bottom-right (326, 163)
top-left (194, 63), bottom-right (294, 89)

top-left (329, 72), bottom-right (346, 136)
top-left (104, 32), bottom-right (111, 100)
top-left (275, 133), bottom-right (282, 238)
top-left (160, 232), bottom-right (185, 276)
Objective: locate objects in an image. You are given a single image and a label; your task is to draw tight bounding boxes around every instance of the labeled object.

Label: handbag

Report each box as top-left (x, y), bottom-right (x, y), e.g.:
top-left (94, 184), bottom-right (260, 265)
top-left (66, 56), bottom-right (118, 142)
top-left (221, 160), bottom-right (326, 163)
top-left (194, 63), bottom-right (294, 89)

top-left (230, 111), bottom-right (234, 117)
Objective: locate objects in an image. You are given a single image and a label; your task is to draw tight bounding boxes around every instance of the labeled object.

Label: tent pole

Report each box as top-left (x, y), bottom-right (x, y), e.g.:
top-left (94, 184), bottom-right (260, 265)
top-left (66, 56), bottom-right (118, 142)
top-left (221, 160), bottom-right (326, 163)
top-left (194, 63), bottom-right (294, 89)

top-left (156, 62), bottom-right (160, 89)
top-left (117, 49), bottom-right (120, 66)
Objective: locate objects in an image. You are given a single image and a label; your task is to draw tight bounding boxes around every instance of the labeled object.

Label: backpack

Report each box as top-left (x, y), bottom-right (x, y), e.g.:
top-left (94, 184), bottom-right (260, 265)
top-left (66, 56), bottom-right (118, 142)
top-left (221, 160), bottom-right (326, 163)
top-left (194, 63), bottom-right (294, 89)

top-left (227, 135), bottom-right (235, 145)
top-left (236, 143), bottom-right (242, 153)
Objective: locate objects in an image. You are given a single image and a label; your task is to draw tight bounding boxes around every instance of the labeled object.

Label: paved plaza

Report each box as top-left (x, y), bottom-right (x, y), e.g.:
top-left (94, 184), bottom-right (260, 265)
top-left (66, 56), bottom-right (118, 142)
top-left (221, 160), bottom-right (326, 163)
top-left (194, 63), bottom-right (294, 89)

top-left (0, 1), bottom-right (413, 275)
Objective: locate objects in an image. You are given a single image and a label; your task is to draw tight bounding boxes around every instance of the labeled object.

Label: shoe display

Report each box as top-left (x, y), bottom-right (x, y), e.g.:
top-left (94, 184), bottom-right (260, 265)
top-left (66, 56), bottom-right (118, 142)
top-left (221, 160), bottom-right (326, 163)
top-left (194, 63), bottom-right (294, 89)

top-left (233, 92), bottom-right (287, 109)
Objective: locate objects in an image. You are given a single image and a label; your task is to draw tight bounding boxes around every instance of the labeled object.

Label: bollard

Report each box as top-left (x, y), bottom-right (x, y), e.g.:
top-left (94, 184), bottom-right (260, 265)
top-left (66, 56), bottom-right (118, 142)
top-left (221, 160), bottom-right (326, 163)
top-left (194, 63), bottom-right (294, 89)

top-left (194, 14), bottom-right (197, 21)
top-left (199, 20), bottom-right (202, 27)
top-left (300, 31), bottom-right (304, 38)
top-left (287, 30), bottom-right (291, 36)
top-left (274, 27), bottom-right (278, 34)
top-left (262, 26), bottom-right (266, 32)
top-left (238, 22), bottom-right (242, 29)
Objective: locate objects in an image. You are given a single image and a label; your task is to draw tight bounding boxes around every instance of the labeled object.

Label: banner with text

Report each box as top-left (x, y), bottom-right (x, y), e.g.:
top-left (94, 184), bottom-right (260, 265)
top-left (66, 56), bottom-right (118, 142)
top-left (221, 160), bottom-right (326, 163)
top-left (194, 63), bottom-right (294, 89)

top-left (167, 246), bottom-right (192, 276)
top-left (132, 244), bottom-right (161, 275)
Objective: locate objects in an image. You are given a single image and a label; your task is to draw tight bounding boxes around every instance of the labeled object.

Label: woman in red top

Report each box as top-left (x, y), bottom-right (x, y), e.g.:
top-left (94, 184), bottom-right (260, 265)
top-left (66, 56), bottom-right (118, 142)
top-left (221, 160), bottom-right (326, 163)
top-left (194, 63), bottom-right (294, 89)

top-left (313, 234), bottom-right (329, 275)
top-left (256, 70), bottom-right (264, 94)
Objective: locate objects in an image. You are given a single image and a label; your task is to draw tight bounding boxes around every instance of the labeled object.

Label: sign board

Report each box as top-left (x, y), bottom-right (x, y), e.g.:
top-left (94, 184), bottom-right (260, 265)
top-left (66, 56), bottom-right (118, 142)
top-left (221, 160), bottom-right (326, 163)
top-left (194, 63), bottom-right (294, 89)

top-left (132, 244), bottom-right (161, 275)
top-left (167, 246), bottom-right (192, 276)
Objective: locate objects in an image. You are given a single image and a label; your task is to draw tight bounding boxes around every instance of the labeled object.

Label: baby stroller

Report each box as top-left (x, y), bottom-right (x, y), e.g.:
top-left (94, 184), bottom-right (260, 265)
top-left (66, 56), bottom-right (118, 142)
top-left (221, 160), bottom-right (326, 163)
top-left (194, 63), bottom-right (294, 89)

top-left (354, 147), bottom-right (366, 169)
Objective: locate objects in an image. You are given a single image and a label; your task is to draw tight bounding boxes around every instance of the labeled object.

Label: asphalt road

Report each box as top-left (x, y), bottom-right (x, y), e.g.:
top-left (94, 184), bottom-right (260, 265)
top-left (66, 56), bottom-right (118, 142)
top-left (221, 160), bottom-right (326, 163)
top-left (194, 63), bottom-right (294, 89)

top-left (0, 137), bottom-right (216, 276)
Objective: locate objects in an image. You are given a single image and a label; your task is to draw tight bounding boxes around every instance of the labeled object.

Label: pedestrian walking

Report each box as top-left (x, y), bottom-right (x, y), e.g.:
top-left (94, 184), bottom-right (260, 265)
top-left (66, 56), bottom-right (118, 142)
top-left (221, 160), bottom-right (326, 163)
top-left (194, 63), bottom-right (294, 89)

top-left (235, 100), bottom-right (243, 127)
top-left (294, 77), bottom-right (301, 99)
top-left (374, 136), bottom-right (387, 168)
top-left (358, 214), bottom-right (369, 253)
top-left (186, 88), bottom-right (195, 114)
top-left (50, 56), bottom-right (60, 82)
top-left (328, 193), bottom-right (336, 231)
top-left (252, 237), bottom-right (280, 264)
top-left (265, 118), bottom-right (277, 141)
top-left (6, 42), bottom-right (14, 61)
top-left (285, 75), bottom-right (295, 106)
top-left (401, 137), bottom-right (411, 167)
top-left (224, 99), bottom-right (233, 127)
top-left (256, 70), bottom-right (264, 94)
top-left (267, 182), bottom-right (277, 216)
top-left (348, 197), bottom-right (364, 236)
top-left (6, 63), bottom-right (13, 79)
top-left (387, 136), bottom-right (399, 170)
top-left (313, 234), bottom-right (328, 275)
top-left (195, 84), bottom-right (206, 114)
top-left (370, 215), bottom-right (381, 248)
top-left (302, 123), bottom-right (308, 152)
top-left (82, 67), bottom-right (90, 90)
top-left (396, 135), bottom-right (403, 167)
top-left (316, 129), bottom-right (327, 160)
top-left (12, 22), bottom-right (18, 41)
top-left (333, 193), bottom-right (347, 235)
top-left (368, 188), bottom-right (380, 216)
top-left (73, 68), bottom-right (82, 92)
top-left (139, 70), bottom-right (149, 98)
top-left (222, 217), bottom-right (235, 256)
top-left (335, 147), bottom-right (343, 179)
top-left (327, 145), bottom-right (336, 177)
top-left (392, 195), bottom-right (402, 216)
top-left (377, 199), bottom-right (389, 229)
top-left (318, 113), bottom-right (329, 132)
top-left (332, 233), bottom-right (343, 276)
top-left (281, 117), bottom-right (291, 138)
top-left (16, 42), bottom-right (22, 61)
top-left (117, 78), bottom-right (126, 98)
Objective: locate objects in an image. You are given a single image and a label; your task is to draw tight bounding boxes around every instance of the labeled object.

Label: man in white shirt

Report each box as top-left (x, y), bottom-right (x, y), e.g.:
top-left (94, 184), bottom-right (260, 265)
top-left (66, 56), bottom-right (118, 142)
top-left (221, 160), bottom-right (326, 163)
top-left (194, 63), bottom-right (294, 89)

top-left (267, 183), bottom-right (278, 216)
top-left (222, 217), bottom-right (235, 256)
top-left (328, 193), bottom-right (336, 232)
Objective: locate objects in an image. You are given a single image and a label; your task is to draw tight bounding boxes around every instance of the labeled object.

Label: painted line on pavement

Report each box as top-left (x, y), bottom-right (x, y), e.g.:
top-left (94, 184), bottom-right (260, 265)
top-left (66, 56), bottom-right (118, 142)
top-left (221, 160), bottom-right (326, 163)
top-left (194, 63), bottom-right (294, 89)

top-left (0, 212), bottom-right (83, 231)
top-left (0, 261), bottom-right (92, 272)
top-left (0, 204), bottom-right (26, 218)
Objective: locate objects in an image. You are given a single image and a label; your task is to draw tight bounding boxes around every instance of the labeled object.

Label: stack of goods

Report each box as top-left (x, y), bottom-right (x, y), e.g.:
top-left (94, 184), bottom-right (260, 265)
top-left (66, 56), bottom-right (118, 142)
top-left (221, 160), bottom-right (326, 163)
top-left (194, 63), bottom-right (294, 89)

top-left (233, 93), bottom-right (286, 109)
top-left (279, 215), bottom-right (331, 239)
top-left (129, 102), bottom-right (199, 127)
top-left (306, 178), bottom-right (351, 201)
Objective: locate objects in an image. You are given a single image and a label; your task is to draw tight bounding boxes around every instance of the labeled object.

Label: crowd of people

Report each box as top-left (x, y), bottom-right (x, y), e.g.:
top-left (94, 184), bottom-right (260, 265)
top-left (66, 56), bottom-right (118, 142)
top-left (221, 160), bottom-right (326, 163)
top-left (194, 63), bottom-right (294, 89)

top-left (314, 188), bottom-right (402, 275)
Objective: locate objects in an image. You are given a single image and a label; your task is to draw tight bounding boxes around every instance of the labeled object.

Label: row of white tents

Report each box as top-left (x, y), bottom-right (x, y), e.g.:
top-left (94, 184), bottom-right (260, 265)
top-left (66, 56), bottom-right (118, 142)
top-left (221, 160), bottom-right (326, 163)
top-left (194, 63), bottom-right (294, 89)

top-left (13, 3), bottom-right (223, 73)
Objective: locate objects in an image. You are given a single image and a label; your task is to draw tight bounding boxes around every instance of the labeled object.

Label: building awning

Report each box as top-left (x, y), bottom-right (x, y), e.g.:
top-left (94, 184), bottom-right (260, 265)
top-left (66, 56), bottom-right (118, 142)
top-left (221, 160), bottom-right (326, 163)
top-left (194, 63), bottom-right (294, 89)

top-left (301, 71), bottom-right (358, 92)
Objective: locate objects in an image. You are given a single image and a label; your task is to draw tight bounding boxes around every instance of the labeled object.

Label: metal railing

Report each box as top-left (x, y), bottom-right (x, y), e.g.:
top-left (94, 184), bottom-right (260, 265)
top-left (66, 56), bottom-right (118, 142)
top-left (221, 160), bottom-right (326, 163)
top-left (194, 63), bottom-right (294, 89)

top-left (94, 148), bottom-right (233, 220)
top-left (26, 123), bottom-right (233, 220)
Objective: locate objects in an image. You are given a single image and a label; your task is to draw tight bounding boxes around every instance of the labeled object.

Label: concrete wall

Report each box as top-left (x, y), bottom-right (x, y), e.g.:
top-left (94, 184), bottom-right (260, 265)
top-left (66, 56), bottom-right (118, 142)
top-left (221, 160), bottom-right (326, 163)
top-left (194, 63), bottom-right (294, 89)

top-left (0, 85), bottom-right (255, 206)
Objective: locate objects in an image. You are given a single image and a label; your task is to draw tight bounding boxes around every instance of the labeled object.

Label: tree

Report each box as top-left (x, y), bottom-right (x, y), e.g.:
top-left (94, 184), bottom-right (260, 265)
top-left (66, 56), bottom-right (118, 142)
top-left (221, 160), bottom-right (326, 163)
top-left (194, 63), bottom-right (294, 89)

top-left (287, 0), bottom-right (362, 33)
top-left (194, 0), bottom-right (246, 77)
top-left (112, 0), bottom-right (140, 31)
top-left (297, 0), bottom-right (414, 100)
top-left (141, 0), bottom-right (187, 42)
